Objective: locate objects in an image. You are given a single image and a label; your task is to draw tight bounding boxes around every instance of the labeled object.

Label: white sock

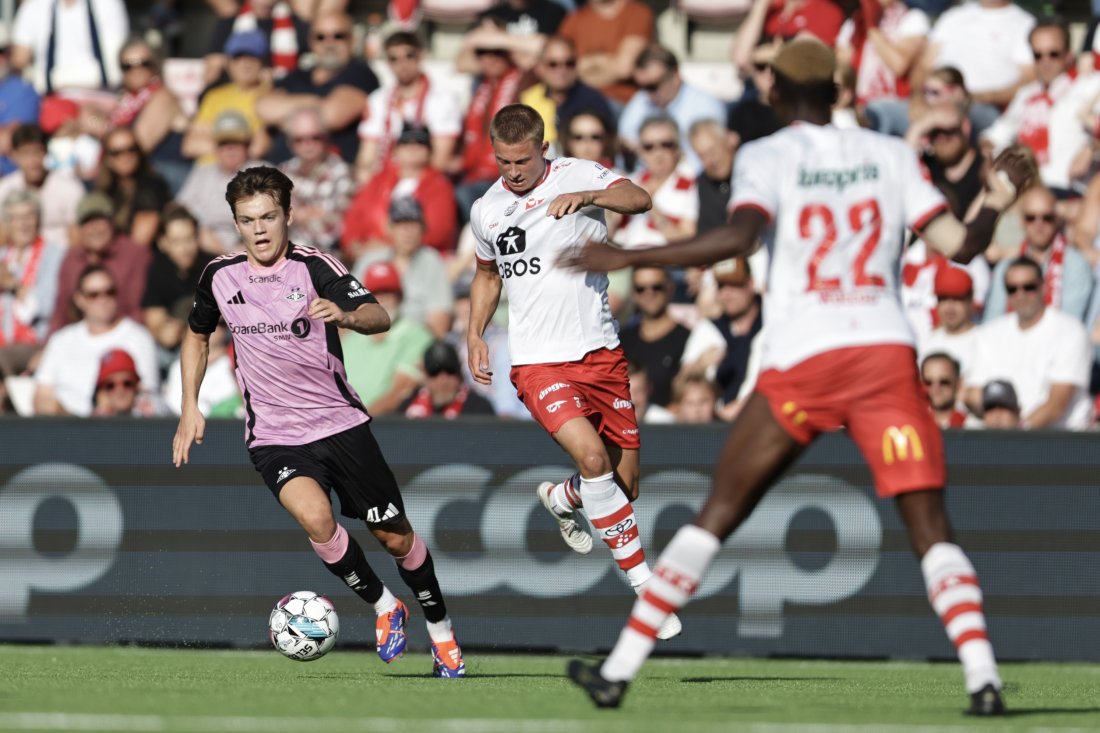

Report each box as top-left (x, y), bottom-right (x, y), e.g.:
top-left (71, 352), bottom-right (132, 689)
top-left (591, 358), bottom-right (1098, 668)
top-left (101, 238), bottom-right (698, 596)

top-left (921, 542), bottom-right (1001, 693)
top-left (581, 471), bottom-right (648, 574)
top-left (601, 525), bottom-right (720, 682)
top-left (549, 473), bottom-right (582, 516)
top-left (373, 586), bottom-right (398, 615)
top-left (426, 617), bottom-right (454, 644)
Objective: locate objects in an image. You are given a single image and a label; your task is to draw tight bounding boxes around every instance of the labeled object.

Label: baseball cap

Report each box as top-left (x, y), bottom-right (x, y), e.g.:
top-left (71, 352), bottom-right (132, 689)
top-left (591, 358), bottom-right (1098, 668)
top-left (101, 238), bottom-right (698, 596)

top-left (982, 380), bottom-right (1019, 412)
top-left (224, 30), bottom-right (268, 60)
top-left (363, 261), bottom-right (403, 296)
top-left (96, 349), bottom-right (139, 388)
top-left (934, 267), bottom-right (973, 299)
top-left (713, 257), bottom-right (752, 287)
top-left (396, 125), bottom-right (431, 147)
top-left (39, 96), bottom-right (80, 135)
top-left (389, 196), bottom-right (424, 224)
top-left (770, 38), bottom-right (836, 84)
top-left (77, 192), bottom-right (114, 224)
top-left (423, 340), bottom-right (461, 376)
top-left (213, 110), bottom-right (252, 144)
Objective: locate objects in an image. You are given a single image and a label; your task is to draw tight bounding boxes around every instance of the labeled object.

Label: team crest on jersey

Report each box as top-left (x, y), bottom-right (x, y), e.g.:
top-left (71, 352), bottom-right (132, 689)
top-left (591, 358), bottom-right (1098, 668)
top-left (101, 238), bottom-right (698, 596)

top-left (503, 201), bottom-right (519, 217)
top-left (496, 226), bottom-right (527, 255)
top-left (286, 288), bottom-right (306, 302)
top-left (525, 197), bottom-right (545, 210)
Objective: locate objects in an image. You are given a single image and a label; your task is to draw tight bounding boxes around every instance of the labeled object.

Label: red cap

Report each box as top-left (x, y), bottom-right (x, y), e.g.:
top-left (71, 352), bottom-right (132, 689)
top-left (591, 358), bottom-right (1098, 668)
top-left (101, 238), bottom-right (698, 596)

top-left (96, 349), bottom-right (138, 388)
top-left (39, 96), bottom-right (80, 135)
top-left (362, 261), bottom-right (402, 296)
top-left (934, 266), bottom-right (973, 299)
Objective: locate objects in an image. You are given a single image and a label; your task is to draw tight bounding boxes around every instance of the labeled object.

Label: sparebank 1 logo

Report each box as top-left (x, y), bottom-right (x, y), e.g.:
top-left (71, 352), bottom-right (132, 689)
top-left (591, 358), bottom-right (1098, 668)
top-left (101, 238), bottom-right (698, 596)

top-left (0, 464), bottom-right (123, 621)
top-left (401, 466), bottom-right (882, 637)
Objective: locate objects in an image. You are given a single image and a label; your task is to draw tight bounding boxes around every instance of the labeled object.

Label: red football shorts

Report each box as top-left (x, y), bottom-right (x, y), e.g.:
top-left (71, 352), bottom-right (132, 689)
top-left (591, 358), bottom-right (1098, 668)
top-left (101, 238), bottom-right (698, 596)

top-left (755, 344), bottom-right (945, 498)
top-left (510, 347), bottom-right (641, 449)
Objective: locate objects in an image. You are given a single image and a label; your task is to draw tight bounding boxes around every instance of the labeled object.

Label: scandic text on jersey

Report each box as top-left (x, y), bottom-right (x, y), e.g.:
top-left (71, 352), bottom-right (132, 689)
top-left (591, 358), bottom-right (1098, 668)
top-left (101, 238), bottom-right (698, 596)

top-left (798, 163), bottom-right (880, 192)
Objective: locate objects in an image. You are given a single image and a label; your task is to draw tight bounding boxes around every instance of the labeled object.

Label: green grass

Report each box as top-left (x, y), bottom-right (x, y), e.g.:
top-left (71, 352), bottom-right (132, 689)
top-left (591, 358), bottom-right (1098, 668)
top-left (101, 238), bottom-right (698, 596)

top-left (1, 645), bottom-right (1098, 732)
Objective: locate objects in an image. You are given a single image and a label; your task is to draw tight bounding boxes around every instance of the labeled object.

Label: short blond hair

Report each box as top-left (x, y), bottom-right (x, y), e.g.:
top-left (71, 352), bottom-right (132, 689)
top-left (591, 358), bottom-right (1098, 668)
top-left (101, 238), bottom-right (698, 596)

top-left (490, 104), bottom-right (545, 146)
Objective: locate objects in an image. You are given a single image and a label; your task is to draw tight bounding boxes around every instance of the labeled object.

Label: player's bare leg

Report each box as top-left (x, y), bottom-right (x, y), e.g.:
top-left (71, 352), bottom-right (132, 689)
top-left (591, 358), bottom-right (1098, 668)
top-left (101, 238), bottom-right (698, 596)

top-left (569, 394), bottom-right (804, 707)
top-left (896, 489), bottom-right (1003, 715)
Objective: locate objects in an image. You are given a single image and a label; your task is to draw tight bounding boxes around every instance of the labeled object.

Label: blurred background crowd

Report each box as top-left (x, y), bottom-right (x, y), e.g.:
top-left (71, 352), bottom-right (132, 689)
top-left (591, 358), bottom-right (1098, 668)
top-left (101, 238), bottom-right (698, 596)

top-left (0, 0), bottom-right (1098, 430)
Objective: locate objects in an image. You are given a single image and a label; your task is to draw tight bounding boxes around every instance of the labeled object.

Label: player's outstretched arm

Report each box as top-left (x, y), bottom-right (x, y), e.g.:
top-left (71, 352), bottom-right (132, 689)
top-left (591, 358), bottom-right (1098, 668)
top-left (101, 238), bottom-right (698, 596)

top-left (310, 299), bottom-right (391, 335)
top-left (919, 146), bottom-right (1035, 263)
top-left (173, 328), bottom-right (211, 468)
top-left (547, 180), bottom-right (652, 219)
top-left (561, 207), bottom-right (766, 273)
top-left (467, 259), bottom-right (503, 385)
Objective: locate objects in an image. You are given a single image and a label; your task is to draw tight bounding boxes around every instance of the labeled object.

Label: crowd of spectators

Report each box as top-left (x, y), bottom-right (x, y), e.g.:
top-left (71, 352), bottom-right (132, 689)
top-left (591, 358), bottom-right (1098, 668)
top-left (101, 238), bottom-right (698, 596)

top-left (1, 0), bottom-right (1100, 431)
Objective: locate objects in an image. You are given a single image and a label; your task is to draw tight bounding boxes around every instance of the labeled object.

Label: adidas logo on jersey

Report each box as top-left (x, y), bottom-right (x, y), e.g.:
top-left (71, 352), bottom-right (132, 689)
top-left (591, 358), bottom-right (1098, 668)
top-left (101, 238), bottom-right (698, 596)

top-left (227, 291), bottom-right (246, 305)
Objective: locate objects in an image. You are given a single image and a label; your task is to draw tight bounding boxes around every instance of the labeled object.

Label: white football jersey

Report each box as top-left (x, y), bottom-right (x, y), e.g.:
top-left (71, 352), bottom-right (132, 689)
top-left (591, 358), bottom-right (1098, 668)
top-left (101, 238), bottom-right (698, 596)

top-left (730, 123), bottom-right (949, 371)
top-left (472, 157), bottom-right (625, 365)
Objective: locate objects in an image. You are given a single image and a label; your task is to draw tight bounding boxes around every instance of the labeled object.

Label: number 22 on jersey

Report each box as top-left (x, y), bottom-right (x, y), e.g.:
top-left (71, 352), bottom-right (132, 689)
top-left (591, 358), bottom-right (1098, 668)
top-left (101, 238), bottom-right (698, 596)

top-left (800, 198), bottom-right (886, 292)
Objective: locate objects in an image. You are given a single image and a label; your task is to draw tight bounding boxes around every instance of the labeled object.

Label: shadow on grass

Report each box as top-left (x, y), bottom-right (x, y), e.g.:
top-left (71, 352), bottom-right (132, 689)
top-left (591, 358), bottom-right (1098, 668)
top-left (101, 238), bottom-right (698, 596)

top-left (1001, 708), bottom-right (1100, 717)
top-left (681, 676), bottom-right (842, 684)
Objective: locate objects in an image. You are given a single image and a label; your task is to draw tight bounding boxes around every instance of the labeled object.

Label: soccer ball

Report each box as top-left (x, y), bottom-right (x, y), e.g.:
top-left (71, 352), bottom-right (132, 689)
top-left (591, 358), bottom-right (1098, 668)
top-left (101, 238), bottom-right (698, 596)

top-left (269, 591), bottom-right (339, 661)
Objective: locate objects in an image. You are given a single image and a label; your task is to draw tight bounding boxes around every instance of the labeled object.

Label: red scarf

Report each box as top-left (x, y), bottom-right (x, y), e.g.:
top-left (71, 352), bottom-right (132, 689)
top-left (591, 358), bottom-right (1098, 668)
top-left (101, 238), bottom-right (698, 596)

top-left (111, 78), bottom-right (161, 127)
top-left (404, 385), bottom-right (472, 419)
top-left (1021, 233), bottom-right (1066, 309)
top-left (462, 69), bottom-right (522, 183)
top-left (377, 74), bottom-right (431, 166)
top-left (235, 2), bottom-right (298, 79)
top-left (0, 236), bottom-right (47, 346)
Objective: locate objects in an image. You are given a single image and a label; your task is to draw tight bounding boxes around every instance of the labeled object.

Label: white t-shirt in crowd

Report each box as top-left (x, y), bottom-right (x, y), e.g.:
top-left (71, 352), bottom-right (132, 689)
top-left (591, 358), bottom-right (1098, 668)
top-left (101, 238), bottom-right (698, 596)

top-left (615, 167), bottom-right (698, 250)
top-left (13, 0), bottom-right (129, 94)
top-left (920, 326), bottom-right (979, 378)
top-left (968, 308), bottom-right (1093, 429)
top-left (358, 79), bottom-right (463, 142)
top-left (471, 157), bottom-right (625, 366)
top-left (34, 317), bottom-right (159, 417)
top-left (729, 123), bottom-right (948, 371)
top-left (928, 2), bottom-right (1035, 96)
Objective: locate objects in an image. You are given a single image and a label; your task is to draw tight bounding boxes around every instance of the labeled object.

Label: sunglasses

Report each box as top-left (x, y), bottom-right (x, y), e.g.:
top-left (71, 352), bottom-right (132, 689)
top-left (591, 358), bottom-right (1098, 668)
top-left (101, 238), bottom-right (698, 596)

top-left (637, 81), bottom-right (662, 93)
top-left (752, 62), bottom-right (769, 72)
top-left (103, 378), bottom-right (138, 391)
top-left (426, 366), bottom-right (458, 377)
top-left (292, 134), bottom-right (325, 144)
top-left (81, 288), bottom-right (118, 300)
top-left (108, 145), bottom-right (139, 157)
top-left (475, 48), bottom-right (508, 57)
top-left (570, 132), bottom-right (605, 142)
top-left (640, 140), bottom-right (677, 152)
top-left (545, 59), bottom-right (576, 69)
top-left (922, 378), bottom-right (955, 387)
top-left (1032, 49), bottom-right (1064, 60)
top-left (1006, 282), bottom-right (1040, 294)
top-left (1023, 213), bottom-right (1056, 223)
top-left (929, 126), bottom-right (962, 139)
top-left (386, 52), bottom-right (417, 63)
top-left (634, 283), bottom-right (667, 294)
top-left (121, 59), bottom-right (154, 71)
top-left (313, 31), bottom-right (349, 42)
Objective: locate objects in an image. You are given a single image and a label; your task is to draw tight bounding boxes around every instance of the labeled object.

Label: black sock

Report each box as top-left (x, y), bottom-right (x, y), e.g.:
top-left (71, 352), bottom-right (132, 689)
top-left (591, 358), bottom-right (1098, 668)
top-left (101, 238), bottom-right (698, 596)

top-left (322, 533), bottom-right (384, 606)
top-left (397, 549), bottom-right (448, 623)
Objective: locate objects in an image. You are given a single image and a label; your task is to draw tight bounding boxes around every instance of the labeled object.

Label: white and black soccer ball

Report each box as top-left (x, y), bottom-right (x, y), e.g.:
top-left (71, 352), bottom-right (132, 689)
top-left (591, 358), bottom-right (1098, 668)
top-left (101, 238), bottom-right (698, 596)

top-left (269, 591), bottom-right (339, 661)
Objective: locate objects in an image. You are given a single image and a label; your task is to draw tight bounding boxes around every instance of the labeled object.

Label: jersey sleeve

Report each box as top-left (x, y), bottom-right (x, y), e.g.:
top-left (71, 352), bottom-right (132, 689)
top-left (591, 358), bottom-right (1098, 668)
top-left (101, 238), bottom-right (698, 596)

top-left (357, 89), bottom-right (386, 140)
top-left (304, 250), bottom-right (379, 311)
top-left (470, 199), bottom-right (496, 264)
top-left (727, 142), bottom-right (778, 221)
top-left (897, 142), bottom-right (949, 230)
top-left (187, 261), bottom-right (223, 335)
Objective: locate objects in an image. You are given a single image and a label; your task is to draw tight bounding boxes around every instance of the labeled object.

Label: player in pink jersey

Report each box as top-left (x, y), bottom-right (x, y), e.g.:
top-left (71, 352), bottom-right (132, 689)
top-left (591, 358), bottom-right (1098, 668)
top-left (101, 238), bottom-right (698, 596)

top-left (172, 166), bottom-right (464, 678)
top-left (466, 104), bottom-right (681, 639)
top-left (563, 40), bottom-right (1033, 714)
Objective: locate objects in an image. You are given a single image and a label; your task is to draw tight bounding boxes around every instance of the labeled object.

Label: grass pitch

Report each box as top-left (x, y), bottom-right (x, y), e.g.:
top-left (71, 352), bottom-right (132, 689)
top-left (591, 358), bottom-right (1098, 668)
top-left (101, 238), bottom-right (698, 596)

top-left (1, 645), bottom-right (1098, 733)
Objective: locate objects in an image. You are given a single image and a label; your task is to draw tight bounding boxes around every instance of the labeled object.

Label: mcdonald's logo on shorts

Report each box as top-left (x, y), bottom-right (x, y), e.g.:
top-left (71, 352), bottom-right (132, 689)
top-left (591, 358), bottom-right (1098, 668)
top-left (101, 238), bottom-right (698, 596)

top-left (882, 425), bottom-right (925, 465)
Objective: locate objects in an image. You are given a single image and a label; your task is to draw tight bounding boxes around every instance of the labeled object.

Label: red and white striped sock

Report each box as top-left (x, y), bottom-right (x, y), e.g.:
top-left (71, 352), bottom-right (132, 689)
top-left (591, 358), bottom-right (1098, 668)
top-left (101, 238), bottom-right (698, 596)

top-left (922, 542), bottom-right (1001, 693)
top-left (547, 473), bottom-right (582, 516)
top-left (600, 525), bottom-right (720, 682)
top-left (580, 472), bottom-right (649, 581)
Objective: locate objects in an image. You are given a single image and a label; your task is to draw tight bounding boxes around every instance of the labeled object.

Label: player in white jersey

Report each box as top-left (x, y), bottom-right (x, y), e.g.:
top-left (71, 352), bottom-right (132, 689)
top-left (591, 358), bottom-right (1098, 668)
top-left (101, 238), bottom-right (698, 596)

top-left (467, 103), bottom-right (681, 640)
top-left (563, 39), bottom-right (1034, 715)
